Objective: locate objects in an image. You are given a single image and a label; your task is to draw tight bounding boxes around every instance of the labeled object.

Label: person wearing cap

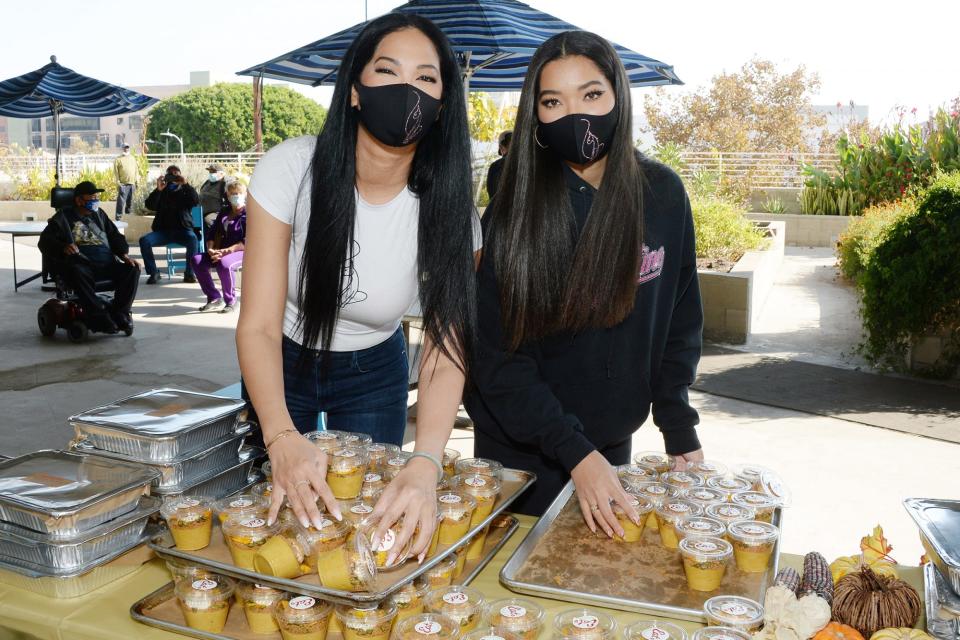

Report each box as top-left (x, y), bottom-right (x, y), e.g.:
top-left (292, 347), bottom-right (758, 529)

top-left (199, 163), bottom-right (229, 232)
top-left (38, 181), bottom-right (140, 333)
top-left (113, 143), bottom-right (140, 221)
top-left (142, 165), bottom-right (201, 284)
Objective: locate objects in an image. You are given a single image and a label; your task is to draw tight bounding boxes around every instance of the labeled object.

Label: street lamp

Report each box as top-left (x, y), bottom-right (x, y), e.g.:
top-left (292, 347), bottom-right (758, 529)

top-left (160, 131), bottom-right (184, 160)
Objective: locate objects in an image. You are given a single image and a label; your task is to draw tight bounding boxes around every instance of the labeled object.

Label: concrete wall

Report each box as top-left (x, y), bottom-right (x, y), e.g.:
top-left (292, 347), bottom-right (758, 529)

top-left (750, 187), bottom-right (802, 214)
top-left (909, 326), bottom-right (959, 378)
top-left (744, 212), bottom-right (852, 248)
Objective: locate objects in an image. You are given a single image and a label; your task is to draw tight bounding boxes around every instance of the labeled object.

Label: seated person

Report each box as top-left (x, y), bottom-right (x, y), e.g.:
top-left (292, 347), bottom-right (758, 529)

top-left (38, 181), bottom-right (140, 333)
top-left (192, 181), bottom-right (246, 313)
top-left (141, 165), bottom-right (201, 284)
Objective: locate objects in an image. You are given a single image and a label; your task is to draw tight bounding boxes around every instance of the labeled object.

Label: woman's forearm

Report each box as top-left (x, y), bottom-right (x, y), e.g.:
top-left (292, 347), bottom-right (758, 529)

top-left (236, 324), bottom-right (295, 441)
top-left (412, 334), bottom-right (466, 459)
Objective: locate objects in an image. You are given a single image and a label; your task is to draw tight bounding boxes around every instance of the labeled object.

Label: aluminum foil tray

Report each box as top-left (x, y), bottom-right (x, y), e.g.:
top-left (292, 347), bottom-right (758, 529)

top-left (925, 562), bottom-right (960, 640)
top-left (70, 388), bottom-right (246, 462)
top-left (0, 450), bottom-right (158, 537)
top-left (904, 498), bottom-right (960, 595)
top-left (152, 446), bottom-right (263, 499)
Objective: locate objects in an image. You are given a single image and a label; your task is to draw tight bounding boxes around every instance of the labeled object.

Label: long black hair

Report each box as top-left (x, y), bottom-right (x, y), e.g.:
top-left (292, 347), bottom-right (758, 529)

top-left (296, 13), bottom-right (476, 371)
top-left (486, 31), bottom-right (644, 351)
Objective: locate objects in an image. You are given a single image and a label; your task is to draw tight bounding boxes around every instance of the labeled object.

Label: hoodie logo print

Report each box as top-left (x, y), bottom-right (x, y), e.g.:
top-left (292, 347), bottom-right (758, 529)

top-left (402, 92), bottom-right (423, 145)
top-left (581, 118), bottom-right (604, 162)
top-left (637, 244), bottom-right (665, 284)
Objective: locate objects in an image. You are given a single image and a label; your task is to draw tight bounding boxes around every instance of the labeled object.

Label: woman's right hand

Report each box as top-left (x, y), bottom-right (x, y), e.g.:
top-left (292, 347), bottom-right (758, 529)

top-left (570, 450), bottom-right (639, 538)
top-left (266, 433), bottom-right (341, 528)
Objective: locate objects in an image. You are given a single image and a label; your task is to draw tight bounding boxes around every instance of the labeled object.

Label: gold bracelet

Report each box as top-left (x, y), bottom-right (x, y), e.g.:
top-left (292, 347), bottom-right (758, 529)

top-left (265, 428), bottom-right (297, 449)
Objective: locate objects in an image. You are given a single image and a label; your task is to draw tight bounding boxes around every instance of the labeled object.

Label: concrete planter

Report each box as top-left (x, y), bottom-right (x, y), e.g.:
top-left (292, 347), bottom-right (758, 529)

top-left (745, 212), bottom-right (853, 248)
top-left (750, 187), bottom-right (802, 214)
top-left (698, 220), bottom-right (786, 344)
top-left (908, 325), bottom-right (959, 378)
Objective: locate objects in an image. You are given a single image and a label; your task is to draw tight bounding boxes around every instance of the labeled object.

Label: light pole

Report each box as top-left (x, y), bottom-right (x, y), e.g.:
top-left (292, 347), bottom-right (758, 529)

top-left (160, 131), bottom-right (184, 161)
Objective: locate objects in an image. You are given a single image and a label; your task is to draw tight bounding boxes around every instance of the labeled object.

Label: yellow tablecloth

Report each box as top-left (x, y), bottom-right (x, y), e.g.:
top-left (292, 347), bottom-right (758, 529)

top-left (0, 516), bottom-right (924, 640)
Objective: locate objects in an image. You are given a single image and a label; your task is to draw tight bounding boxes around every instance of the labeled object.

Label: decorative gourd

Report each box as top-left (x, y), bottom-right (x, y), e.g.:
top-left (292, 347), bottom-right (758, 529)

top-left (831, 555), bottom-right (899, 583)
top-left (813, 622), bottom-right (865, 640)
top-left (869, 629), bottom-right (933, 640)
top-left (832, 569), bottom-right (922, 638)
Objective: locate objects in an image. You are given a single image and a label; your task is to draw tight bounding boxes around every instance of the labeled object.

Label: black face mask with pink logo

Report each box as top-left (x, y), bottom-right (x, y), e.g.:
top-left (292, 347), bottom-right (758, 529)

top-left (537, 106), bottom-right (618, 165)
top-left (355, 82), bottom-right (441, 147)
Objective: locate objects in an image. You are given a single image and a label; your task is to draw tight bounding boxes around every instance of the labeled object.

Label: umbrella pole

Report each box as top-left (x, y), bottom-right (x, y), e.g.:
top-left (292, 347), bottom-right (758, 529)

top-left (51, 99), bottom-right (62, 186)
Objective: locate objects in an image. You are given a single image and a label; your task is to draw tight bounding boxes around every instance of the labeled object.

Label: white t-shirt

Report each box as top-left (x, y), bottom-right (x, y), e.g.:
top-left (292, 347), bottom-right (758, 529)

top-left (248, 135), bottom-right (480, 352)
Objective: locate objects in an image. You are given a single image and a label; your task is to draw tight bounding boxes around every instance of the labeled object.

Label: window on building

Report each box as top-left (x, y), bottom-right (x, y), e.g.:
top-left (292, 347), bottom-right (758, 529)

top-left (117, 117), bottom-right (124, 125)
top-left (116, 134), bottom-right (125, 147)
top-left (31, 119), bottom-right (42, 132)
top-left (46, 116), bottom-right (100, 132)
top-left (129, 115), bottom-right (144, 130)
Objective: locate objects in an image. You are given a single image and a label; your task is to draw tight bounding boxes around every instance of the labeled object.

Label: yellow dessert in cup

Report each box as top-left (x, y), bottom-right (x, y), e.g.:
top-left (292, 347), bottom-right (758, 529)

top-left (275, 595), bottom-right (333, 640)
top-left (702, 595), bottom-right (765, 632)
top-left (679, 536), bottom-right (732, 592)
top-left (484, 597), bottom-right (545, 640)
top-left (553, 609), bottom-right (617, 640)
top-left (391, 580), bottom-right (432, 624)
top-left (307, 519), bottom-right (374, 591)
top-left (336, 602), bottom-right (399, 640)
top-left (454, 458), bottom-right (504, 480)
top-left (236, 582), bottom-right (285, 634)
top-left (442, 449), bottom-right (461, 478)
top-left (674, 516), bottom-right (726, 542)
top-left (395, 612), bottom-right (461, 640)
top-left (611, 494), bottom-right (653, 542)
top-left (254, 525), bottom-right (308, 578)
top-left (727, 519), bottom-right (779, 573)
top-left (326, 446), bottom-right (369, 500)
top-left (624, 620), bottom-right (688, 640)
top-left (450, 473), bottom-right (501, 560)
top-left (222, 516), bottom-right (281, 570)
top-left (630, 482), bottom-right (679, 532)
top-left (632, 452), bottom-right (675, 474)
top-left (175, 575), bottom-right (235, 634)
top-left (704, 503), bottom-right (756, 533)
top-left (654, 499), bottom-right (703, 549)
top-left (161, 497), bottom-right (214, 551)
top-left (423, 554), bottom-right (457, 587)
top-left (436, 491), bottom-right (477, 545)
top-left (731, 492), bottom-right (779, 523)
top-left (365, 443), bottom-right (401, 471)
top-left (213, 493), bottom-right (267, 525)
top-left (660, 471), bottom-right (706, 493)
top-left (425, 585), bottom-right (485, 633)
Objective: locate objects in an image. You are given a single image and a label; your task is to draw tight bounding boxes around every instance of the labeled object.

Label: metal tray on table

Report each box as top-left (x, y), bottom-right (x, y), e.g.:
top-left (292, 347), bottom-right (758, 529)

top-left (0, 450), bottom-right (159, 536)
top-left (152, 446), bottom-right (263, 499)
top-left (904, 498), bottom-right (960, 595)
top-left (500, 480), bottom-right (782, 623)
top-left (69, 388), bottom-right (247, 462)
top-left (924, 562), bottom-right (960, 640)
top-left (148, 468), bottom-right (534, 606)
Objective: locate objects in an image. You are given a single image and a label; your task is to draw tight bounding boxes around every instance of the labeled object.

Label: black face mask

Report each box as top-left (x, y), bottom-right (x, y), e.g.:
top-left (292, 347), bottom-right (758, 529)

top-left (537, 107), bottom-right (618, 165)
top-left (355, 82), bottom-right (441, 147)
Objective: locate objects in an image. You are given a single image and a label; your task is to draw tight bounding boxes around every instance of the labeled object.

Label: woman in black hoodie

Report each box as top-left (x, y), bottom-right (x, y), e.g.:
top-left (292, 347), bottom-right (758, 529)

top-left (466, 31), bottom-right (705, 536)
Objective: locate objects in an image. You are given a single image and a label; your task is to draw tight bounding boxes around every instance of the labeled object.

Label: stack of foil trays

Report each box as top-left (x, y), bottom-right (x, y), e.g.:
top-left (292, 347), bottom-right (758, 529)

top-left (904, 498), bottom-right (960, 639)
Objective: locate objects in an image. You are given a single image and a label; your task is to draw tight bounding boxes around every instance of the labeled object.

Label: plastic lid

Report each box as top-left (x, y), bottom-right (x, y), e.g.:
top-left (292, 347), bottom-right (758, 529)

top-left (329, 445), bottom-right (369, 472)
top-left (617, 463), bottom-right (660, 482)
top-left (276, 595), bottom-right (333, 624)
top-left (299, 516), bottom-right (352, 549)
top-left (703, 596), bottom-right (764, 626)
top-left (463, 627), bottom-right (523, 640)
top-left (339, 499), bottom-right (376, 527)
top-left (732, 464), bottom-right (773, 486)
top-left (385, 452), bottom-right (413, 473)
top-left (705, 476), bottom-right (753, 493)
top-left (678, 536), bottom-right (733, 561)
top-left (731, 491), bottom-right (780, 510)
top-left (691, 627), bottom-right (752, 640)
top-left (631, 482), bottom-right (680, 505)
top-left (612, 494), bottom-right (654, 516)
top-left (451, 473), bottom-right (502, 499)
top-left (423, 554), bottom-right (457, 578)
top-left (443, 449), bottom-right (461, 466)
top-left (236, 581), bottom-right (286, 606)
top-left (726, 520), bottom-right (779, 544)
top-left (306, 430), bottom-right (343, 451)
top-left (437, 490), bottom-right (477, 517)
top-left (553, 609), bottom-right (617, 637)
top-left (361, 520), bottom-right (414, 570)
top-left (221, 515), bottom-right (280, 541)
top-left (391, 579), bottom-right (432, 607)
top-left (632, 452), bottom-right (675, 472)
top-left (675, 516), bottom-right (727, 539)
top-left (174, 575), bottom-right (235, 608)
top-left (395, 613), bottom-right (461, 640)
top-left (683, 488), bottom-right (725, 508)
top-left (655, 499), bottom-right (703, 523)
top-left (454, 458), bottom-right (504, 479)
top-left (624, 620), bottom-right (688, 640)
top-left (760, 471), bottom-right (793, 508)
top-left (661, 471), bottom-right (706, 490)
top-left (213, 493), bottom-right (266, 520)
top-left (252, 481), bottom-right (274, 499)
top-left (164, 558), bottom-right (215, 583)
top-left (160, 496), bottom-right (212, 522)
top-left (484, 598), bottom-right (545, 633)
top-left (341, 432), bottom-right (373, 447)
top-left (366, 442), bottom-right (401, 459)
top-left (426, 585), bottom-right (485, 615)
top-left (335, 602), bottom-right (399, 628)
top-left (687, 461), bottom-right (729, 478)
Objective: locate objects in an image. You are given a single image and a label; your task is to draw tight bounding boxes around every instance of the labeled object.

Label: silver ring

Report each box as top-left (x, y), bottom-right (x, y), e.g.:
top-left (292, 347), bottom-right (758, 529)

top-left (294, 480), bottom-right (310, 489)
top-left (591, 504), bottom-right (600, 512)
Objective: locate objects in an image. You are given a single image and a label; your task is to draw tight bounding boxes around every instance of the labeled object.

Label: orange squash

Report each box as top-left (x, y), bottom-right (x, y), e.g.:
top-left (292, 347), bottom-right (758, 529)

top-left (814, 622), bottom-right (866, 640)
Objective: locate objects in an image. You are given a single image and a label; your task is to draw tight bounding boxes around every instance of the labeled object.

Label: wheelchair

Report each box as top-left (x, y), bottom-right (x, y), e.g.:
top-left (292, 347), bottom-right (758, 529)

top-left (37, 266), bottom-right (134, 343)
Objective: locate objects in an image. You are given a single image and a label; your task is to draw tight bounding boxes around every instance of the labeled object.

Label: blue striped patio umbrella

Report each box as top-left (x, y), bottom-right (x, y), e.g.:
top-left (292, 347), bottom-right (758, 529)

top-left (0, 56), bottom-right (158, 184)
top-left (237, 0), bottom-right (682, 90)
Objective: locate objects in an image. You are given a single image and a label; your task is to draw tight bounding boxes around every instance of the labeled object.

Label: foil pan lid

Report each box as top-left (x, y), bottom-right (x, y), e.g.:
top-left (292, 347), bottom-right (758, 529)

top-left (68, 388), bottom-right (245, 435)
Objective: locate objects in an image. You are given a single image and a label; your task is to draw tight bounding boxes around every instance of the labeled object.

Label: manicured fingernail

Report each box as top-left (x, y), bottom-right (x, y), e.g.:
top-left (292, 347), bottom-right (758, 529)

top-left (332, 509), bottom-right (343, 521)
top-left (312, 516), bottom-right (324, 529)
top-left (386, 553), bottom-right (397, 567)
top-left (300, 517), bottom-right (310, 528)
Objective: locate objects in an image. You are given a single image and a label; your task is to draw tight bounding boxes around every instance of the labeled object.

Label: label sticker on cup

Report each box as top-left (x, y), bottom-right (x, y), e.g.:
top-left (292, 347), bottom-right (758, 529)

top-left (351, 504), bottom-right (373, 515)
top-left (439, 494), bottom-right (462, 504)
top-left (646, 486), bottom-right (667, 495)
top-left (289, 596), bottom-right (316, 610)
top-left (624, 465), bottom-right (648, 476)
top-left (672, 473), bottom-right (694, 483)
top-left (745, 494), bottom-right (769, 505)
top-left (388, 457), bottom-right (406, 466)
top-left (242, 518), bottom-right (266, 528)
top-left (500, 605), bottom-right (527, 618)
top-left (465, 476), bottom-right (488, 488)
top-left (719, 602), bottom-right (751, 617)
top-left (229, 498), bottom-right (253, 508)
top-left (368, 444), bottom-right (386, 452)
top-left (572, 615), bottom-right (599, 630)
top-left (365, 473), bottom-right (382, 483)
top-left (641, 455), bottom-right (664, 465)
top-left (415, 621), bottom-right (442, 635)
top-left (317, 517), bottom-right (334, 529)
top-left (667, 503), bottom-right (689, 513)
top-left (741, 524), bottom-right (767, 535)
top-left (472, 460), bottom-right (491, 468)
top-left (175, 499), bottom-right (200, 509)
top-left (693, 540), bottom-right (720, 552)
top-left (377, 529), bottom-right (396, 552)
top-left (718, 506), bottom-right (740, 517)
top-left (691, 490), bottom-right (714, 501)
top-left (335, 449), bottom-right (357, 458)
top-left (442, 591), bottom-right (469, 605)
top-left (642, 626), bottom-right (671, 640)
top-left (688, 520), bottom-right (712, 531)
top-left (718, 479), bottom-right (740, 489)
top-left (192, 579), bottom-right (217, 591)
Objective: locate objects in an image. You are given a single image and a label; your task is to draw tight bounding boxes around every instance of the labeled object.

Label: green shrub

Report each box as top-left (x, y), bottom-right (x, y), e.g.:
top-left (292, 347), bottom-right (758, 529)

top-left (858, 172), bottom-right (960, 376)
top-left (836, 198), bottom-right (916, 283)
top-left (691, 194), bottom-right (768, 262)
top-left (761, 195), bottom-right (785, 214)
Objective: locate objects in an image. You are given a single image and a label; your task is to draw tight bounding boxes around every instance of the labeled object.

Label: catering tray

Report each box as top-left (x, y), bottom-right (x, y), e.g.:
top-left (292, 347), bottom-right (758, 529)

top-left (69, 388), bottom-right (247, 462)
top-left (153, 446), bottom-right (263, 499)
top-left (0, 450), bottom-right (158, 536)
top-left (500, 480), bottom-right (782, 622)
top-left (132, 515), bottom-right (520, 639)
top-left (149, 468), bottom-right (534, 606)
top-left (925, 562), bottom-right (960, 640)
top-left (905, 498), bottom-right (960, 595)
top-left (72, 429), bottom-right (249, 490)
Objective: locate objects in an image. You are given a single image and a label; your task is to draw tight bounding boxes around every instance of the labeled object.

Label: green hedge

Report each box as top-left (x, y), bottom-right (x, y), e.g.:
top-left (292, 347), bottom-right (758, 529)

top-left (836, 198), bottom-right (916, 283)
top-left (691, 194), bottom-right (767, 262)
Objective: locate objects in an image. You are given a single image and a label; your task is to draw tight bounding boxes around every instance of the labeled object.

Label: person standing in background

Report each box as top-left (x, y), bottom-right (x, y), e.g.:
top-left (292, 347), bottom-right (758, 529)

top-left (199, 163), bottom-right (228, 232)
top-left (484, 130), bottom-right (512, 200)
top-left (113, 143), bottom-right (140, 221)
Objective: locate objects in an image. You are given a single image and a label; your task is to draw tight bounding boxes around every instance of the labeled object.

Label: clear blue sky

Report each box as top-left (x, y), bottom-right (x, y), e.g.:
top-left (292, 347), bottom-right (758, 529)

top-left (1, 0), bottom-right (956, 127)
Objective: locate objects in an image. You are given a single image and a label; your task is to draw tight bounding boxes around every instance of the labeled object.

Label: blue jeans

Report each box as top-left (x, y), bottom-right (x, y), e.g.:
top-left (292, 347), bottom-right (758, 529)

top-left (243, 329), bottom-right (409, 446)
top-left (139, 228), bottom-right (199, 276)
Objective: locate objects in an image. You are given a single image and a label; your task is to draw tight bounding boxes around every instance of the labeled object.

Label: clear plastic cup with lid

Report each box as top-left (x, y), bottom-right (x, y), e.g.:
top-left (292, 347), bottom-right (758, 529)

top-left (236, 581), bottom-right (286, 634)
top-left (213, 493), bottom-right (267, 524)
top-left (630, 481), bottom-right (680, 531)
top-left (449, 473), bottom-right (502, 560)
top-left (393, 612), bottom-right (462, 640)
top-left (624, 620), bottom-right (688, 640)
top-left (442, 449), bottom-right (462, 478)
top-left (731, 464), bottom-right (774, 491)
top-left (361, 471), bottom-right (388, 501)
top-left (299, 515), bottom-right (351, 566)
top-left (306, 430), bottom-right (344, 452)
top-left (326, 445), bottom-right (370, 499)
top-left (463, 627), bottom-right (523, 640)
top-left (254, 524), bottom-right (311, 578)
top-left (686, 461), bottom-right (729, 479)
top-left (161, 496), bottom-right (214, 551)
top-left (611, 493), bottom-right (654, 542)
top-left (484, 597), bottom-right (545, 640)
top-left (339, 498), bottom-right (376, 529)
top-left (454, 458), bottom-right (504, 480)
top-left (678, 537), bottom-right (733, 592)
top-left (391, 579), bottom-right (433, 624)
top-left (165, 557), bottom-right (214, 585)
top-left (675, 516), bottom-right (726, 541)
top-left (174, 575), bottom-right (235, 634)
top-left (691, 627), bottom-right (752, 640)
top-left (683, 487), bottom-right (726, 510)
top-left (341, 431), bottom-right (374, 447)
top-left (262, 460), bottom-right (273, 482)
top-left (705, 476), bottom-right (753, 500)
top-left (660, 471), bottom-right (706, 492)
top-left (617, 463), bottom-right (660, 490)
top-left (422, 554), bottom-right (458, 587)
top-left (654, 499), bottom-right (704, 549)
top-left (425, 585), bottom-right (485, 632)
top-left (632, 451), bottom-right (675, 474)
top-left (317, 525), bottom-right (377, 591)
top-left (705, 503), bottom-right (756, 529)
top-left (727, 520), bottom-right (780, 573)
top-left (730, 492), bottom-right (779, 523)
top-left (276, 594), bottom-right (334, 640)
top-left (759, 470), bottom-right (793, 508)
top-left (436, 490), bottom-right (478, 546)
top-left (552, 608), bottom-right (617, 640)
top-left (221, 515), bottom-right (281, 570)
top-left (703, 595), bottom-right (765, 631)
top-left (337, 603), bottom-right (399, 640)
top-left (367, 443), bottom-right (402, 470)
top-left (384, 451), bottom-right (413, 478)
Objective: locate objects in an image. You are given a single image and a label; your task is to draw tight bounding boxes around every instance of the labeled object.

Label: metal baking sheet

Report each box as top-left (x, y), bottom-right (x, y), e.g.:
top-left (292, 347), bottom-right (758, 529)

top-left (153, 446), bottom-right (263, 498)
top-left (500, 480), bottom-right (781, 622)
top-left (70, 388), bottom-right (246, 462)
top-left (925, 563), bottom-right (960, 640)
top-left (149, 468), bottom-right (535, 606)
top-left (0, 450), bottom-right (158, 536)
top-left (905, 498), bottom-right (960, 594)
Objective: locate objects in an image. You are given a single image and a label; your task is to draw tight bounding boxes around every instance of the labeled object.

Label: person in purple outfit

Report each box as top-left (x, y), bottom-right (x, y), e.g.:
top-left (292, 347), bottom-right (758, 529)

top-left (193, 181), bottom-right (246, 313)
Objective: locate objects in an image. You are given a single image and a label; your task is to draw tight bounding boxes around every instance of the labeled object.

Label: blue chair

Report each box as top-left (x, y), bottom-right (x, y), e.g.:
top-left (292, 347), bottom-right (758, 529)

top-left (165, 205), bottom-right (205, 277)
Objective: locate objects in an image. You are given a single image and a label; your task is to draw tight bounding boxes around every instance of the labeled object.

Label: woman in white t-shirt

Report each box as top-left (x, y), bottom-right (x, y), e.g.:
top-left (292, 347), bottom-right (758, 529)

top-left (237, 13), bottom-right (478, 562)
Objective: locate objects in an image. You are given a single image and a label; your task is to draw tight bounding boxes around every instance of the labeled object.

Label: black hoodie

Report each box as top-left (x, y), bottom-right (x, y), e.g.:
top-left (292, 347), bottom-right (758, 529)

top-left (465, 157), bottom-right (703, 512)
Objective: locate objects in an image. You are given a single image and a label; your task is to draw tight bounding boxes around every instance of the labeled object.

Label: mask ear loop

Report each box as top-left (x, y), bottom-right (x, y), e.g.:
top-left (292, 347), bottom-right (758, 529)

top-left (534, 125), bottom-right (548, 149)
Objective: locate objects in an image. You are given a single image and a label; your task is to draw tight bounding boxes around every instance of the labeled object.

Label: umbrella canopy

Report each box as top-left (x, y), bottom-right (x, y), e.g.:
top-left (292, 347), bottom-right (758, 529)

top-left (237, 0), bottom-right (682, 90)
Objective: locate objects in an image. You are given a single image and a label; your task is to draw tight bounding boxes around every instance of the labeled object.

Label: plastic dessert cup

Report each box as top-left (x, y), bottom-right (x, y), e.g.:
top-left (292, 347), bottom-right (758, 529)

top-left (484, 597), bottom-right (545, 640)
top-left (336, 603), bottom-right (399, 640)
top-left (654, 499), bottom-right (703, 549)
top-left (252, 481), bottom-right (274, 501)
top-left (384, 452), bottom-right (413, 479)
top-left (611, 494), bottom-right (653, 542)
top-left (552, 609), bottom-right (617, 640)
top-left (165, 558), bottom-right (215, 585)
top-left (436, 491), bottom-right (477, 545)
top-left (703, 596), bottom-right (765, 632)
top-left (691, 628), bottom-right (751, 640)
top-left (730, 492), bottom-right (779, 523)
top-left (362, 520), bottom-right (415, 570)
top-left (340, 499), bottom-right (376, 530)
top-left (366, 443), bottom-right (402, 471)
top-left (175, 576), bottom-right (235, 634)
top-left (391, 580), bottom-right (432, 624)
top-left (624, 620), bottom-right (688, 640)
top-left (254, 525), bottom-right (311, 578)
top-left (327, 446), bottom-right (370, 500)
top-left (617, 463), bottom-right (660, 490)
top-left (704, 503), bottom-right (757, 532)
top-left (731, 464), bottom-right (774, 491)
top-left (341, 432), bottom-right (374, 448)
top-left (214, 493), bottom-right (267, 525)
top-left (220, 515), bottom-right (279, 569)
top-left (683, 488), bottom-right (726, 510)
top-left (450, 474), bottom-right (502, 560)
top-left (161, 496), bottom-right (214, 551)
top-left (425, 585), bottom-right (485, 633)
top-left (361, 473), bottom-right (387, 502)
top-left (454, 458), bottom-right (504, 480)
top-left (679, 537), bottom-right (733, 592)
top-left (660, 471), bottom-right (706, 492)
top-left (630, 482), bottom-right (680, 531)
top-left (442, 449), bottom-right (461, 479)
top-left (422, 555), bottom-right (457, 587)
top-left (464, 627), bottom-right (523, 640)
top-left (705, 476), bottom-right (753, 501)
top-left (276, 595), bottom-right (334, 640)
top-left (727, 520), bottom-right (780, 573)
top-left (632, 452), bottom-right (675, 474)
top-left (306, 430), bottom-right (345, 453)
top-left (309, 519), bottom-right (375, 591)
top-left (674, 516), bottom-right (726, 542)
top-left (236, 582), bottom-right (286, 634)
top-left (394, 612), bottom-right (461, 640)
top-left (686, 461), bottom-right (729, 479)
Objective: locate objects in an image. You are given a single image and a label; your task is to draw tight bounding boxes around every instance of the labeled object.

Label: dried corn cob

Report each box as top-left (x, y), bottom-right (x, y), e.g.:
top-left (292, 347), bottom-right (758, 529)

top-left (801, 551), bottom-right (834, 604)
top-left (775, 566), bottom-right (802, 594)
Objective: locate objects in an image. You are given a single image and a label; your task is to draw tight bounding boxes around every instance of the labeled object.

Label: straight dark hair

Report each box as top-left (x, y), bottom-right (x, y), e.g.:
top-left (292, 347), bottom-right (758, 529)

top-left (486, 31), bottom-right (644, 351)
top-left (296, 13), bottom-right (476, 371)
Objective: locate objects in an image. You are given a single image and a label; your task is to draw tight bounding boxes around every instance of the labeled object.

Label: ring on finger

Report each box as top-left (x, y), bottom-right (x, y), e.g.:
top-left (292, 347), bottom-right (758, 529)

top-left (294, 480), bottom-right (311, 489)
top-left (591, 504), bottom-right (601, 512)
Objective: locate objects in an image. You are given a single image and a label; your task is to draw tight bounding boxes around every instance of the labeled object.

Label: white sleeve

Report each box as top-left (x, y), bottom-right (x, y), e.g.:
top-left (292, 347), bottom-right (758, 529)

top-left (247, 136), bottom-right (315, 225)
top-left (471, 210), bottom-right (483, 251)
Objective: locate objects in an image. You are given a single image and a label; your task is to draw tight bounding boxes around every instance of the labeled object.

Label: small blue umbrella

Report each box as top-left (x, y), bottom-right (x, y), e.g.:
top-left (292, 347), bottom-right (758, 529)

top-left (237, 0), bottom-right (682, 90)
top-left (0, 56), bottom-right (158, 184)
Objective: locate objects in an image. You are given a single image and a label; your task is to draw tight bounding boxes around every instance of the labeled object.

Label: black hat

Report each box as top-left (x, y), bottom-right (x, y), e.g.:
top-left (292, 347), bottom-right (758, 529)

top-left (122, 143), bottom-right (130, 149)
top-left (73, 181), bottom-right (105, 197)
top-left (206, 163), bottom-right (224, 172)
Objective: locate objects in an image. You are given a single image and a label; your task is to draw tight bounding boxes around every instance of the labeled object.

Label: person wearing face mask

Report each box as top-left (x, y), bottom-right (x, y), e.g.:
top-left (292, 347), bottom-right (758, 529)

top-left (141, 165), bottom-right (201, 284)
top-left (199, 163), bottom-right (229, 233)
top-left (238, 13), bottom-right (480, 563)
top-left (192, 181), bottom-right (247, 313)
top-left (38, 181), bottom-right (140, 333)
top-left (484, 130), bottom-right (512, 199)
top-left (466, 31), bottom-right (706, 535)
top-left (113, 143), bottom-right (140, 221)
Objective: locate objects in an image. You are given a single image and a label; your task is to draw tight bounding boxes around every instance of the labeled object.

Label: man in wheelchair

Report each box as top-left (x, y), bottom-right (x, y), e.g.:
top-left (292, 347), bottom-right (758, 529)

top-left (38, 181), bottom-right (140, 334)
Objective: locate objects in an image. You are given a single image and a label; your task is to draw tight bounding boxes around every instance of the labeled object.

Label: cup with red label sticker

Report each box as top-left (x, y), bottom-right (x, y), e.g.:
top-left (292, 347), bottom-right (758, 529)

top-left (654, 499), bottom-right (704, 549)
top-left (366, 443), bottom-right (402, 471)
top-left (611, 494), bottom-right (654, 542)
top-left (454, 458), bottom-right (504, 480)
top-left (449, 474), bottom-right (502, 560)
top-left (675, 516), bottom-right (727, 542)
top-left (624, 620), bottom-right (688, 640)
top-left (617, 463), bottom-right (660, 491)
top-left (394, 612), bottom-right (461, 640)
top-left (632, 451), bottom-right (675, 474)
top-left (726, 520), bottom-right (779, 573)
top-left (703, 596), bottom-right (764, 632)
top-left (174, 574), bottom-right (235, 634)
top-left (161, 496), bottom-right (214, 551)
top-left (362, 518), bottom-right (414, 570)
top-left (425, 585), bottom-right (485, 632)
top-left (236, 582), bottom-right (286, 634)
top-left (553, 609), bottom-right (616, 640)
top-left (435, 491), bottom-right (477, 547)
top-left (327, 446), bottom-right (370, 500)
top-left (339, 498), bottom-right (377, 529)
top-left (213, 493), bottom-right (267, 524)
top-left (221, 515), bottom-right (281, 570)
top-left (337, 603), bottom-right (399, 640)
top-left (691, 627), bottom-right (751, 640)
top-left (276, 594), bottom-right (334, 640)
top-left (484, 598), bottom-right (545, 640)
top-left (730, 492), bottom-right (780, 523)
top-left (679, 537), bottom-right (733, 592)
top-left (705, 476), bottom-right (753, 500)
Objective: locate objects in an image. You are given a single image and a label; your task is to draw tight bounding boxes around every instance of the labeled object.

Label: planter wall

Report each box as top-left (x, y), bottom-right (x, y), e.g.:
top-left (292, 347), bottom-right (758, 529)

top-left (909, 326), bottom-right (959, 378)
top-left (744, 212), bottom-right (852, 248)
top-left (749, 187), bottom-right (802, 214)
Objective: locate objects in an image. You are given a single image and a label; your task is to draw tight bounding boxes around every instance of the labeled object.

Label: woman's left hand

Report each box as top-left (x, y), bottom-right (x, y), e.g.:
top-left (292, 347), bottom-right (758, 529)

top-left (672, 448), bottom-right (705, 470)
top-left (370, 457), bottom-right (438, 565)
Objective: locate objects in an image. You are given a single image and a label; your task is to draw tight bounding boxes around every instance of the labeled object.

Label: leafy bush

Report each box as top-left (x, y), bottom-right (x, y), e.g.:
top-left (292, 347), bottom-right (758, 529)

top-left (691, 194), bottom-right (768, 262)
top-left (858, 172), bottom-right (960, 376)
top-left (761, 195), bottom-right (785, 214)
top-left (836, 198), bottom-right (915, 283)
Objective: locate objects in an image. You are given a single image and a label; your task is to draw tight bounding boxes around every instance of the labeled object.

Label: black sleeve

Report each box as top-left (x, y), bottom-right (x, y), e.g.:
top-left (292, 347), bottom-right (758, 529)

top-left (470, 250), bottom-right (597, 473)
top-left (181, 184), bottom-right (200, 208)
top-left (485, 159), bottom-right (502, 199)
top-left (650, 190), bottom-right (703, 455)
top-left (144, 188), bottom-right (161, 212)
top-left (101, 213), bottom-right (129, 255)
top-left (38, 217), bottom-right (67, 256)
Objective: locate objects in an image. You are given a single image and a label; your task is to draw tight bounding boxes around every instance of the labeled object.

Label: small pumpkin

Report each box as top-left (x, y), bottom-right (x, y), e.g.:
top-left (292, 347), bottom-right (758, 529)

top-left (869, 629), bottom-right (933, 640)
top-left (831, 555), bottom-right (899, 583)
top-left (814, 622), bottom-right (865, 640)
top-left (832, 568), bottom-right (922, 638)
